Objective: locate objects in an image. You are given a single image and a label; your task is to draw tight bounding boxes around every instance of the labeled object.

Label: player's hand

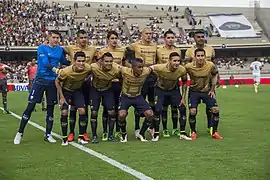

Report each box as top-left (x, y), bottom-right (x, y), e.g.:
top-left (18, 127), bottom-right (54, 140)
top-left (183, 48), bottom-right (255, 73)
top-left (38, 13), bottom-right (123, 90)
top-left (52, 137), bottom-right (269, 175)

top-left (43, 41), bottom-right (49, 46)
top-left (216, 81), bottom-right (220, 88)
top-left (59, 97), bottom-right (68, 107)
top-left (208, 91), bottom-right (216, 99)
top-left (180, 97), bottom-right (186, 107)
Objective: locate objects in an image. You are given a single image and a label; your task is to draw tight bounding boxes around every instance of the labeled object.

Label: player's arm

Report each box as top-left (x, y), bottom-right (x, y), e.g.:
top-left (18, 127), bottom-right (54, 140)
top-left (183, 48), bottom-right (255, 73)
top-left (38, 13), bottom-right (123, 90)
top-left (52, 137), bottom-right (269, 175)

top-left (123, 45), bottom-right (135, 67)
top-left (250, 63), bottom-right (254, 71)
top-left (180, 71), bottom-right (188, 105)
top-left (60, 49), bottom-right (71, 66)
top-left (184, 48), bottom-right (193, 64)
top-left (210, 49), bottom-right (220, 88)
top-left (38, 45), bottom-right (60, 73)
top-left (63, 46), bottom-right (70, 55)
top-left (55, 70), bottom-right (67, 105)
top-left (259, 62), bottom-right (263, 70)
top-left (210, 65), bottom-right (218, 93)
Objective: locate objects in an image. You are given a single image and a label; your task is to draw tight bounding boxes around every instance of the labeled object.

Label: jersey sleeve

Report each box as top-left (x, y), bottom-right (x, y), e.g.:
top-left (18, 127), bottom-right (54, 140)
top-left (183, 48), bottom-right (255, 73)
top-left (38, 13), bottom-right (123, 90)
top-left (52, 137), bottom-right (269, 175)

top-left (63, 46), bottom-right (71, 55)
top-left (60, 48), bottom-right (70, 66)
top-left (37, 45), bottom-right (51, 69)
top-left (211, 47), bottom-right (216, 59)
top-left (57, 68), bottom-right (68, 81)
top-left (181, 67), bottom-right (188, 81)
top-left (185, 48), bottom-right (193, 59)
top-left (211, 63), bottom-right (218, 75)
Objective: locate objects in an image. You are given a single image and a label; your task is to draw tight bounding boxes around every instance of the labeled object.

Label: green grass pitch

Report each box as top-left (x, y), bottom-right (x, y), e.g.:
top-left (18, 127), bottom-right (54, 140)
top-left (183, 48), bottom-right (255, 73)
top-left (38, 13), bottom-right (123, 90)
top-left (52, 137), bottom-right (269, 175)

top-left (0, 85), bottom-right (270, 180)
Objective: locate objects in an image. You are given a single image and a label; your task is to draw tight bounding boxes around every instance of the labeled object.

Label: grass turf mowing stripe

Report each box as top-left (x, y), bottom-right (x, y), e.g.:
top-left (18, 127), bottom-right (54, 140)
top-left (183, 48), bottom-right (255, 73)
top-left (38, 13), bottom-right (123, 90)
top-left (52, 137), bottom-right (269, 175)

top-left (1, 107), bottom-right (153, 180)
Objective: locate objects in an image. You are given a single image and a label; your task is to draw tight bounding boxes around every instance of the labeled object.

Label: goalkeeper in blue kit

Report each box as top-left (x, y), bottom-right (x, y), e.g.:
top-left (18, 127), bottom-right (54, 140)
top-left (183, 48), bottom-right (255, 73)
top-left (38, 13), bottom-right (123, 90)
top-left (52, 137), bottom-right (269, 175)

top-left (14, 30), bottom-right (70, 144)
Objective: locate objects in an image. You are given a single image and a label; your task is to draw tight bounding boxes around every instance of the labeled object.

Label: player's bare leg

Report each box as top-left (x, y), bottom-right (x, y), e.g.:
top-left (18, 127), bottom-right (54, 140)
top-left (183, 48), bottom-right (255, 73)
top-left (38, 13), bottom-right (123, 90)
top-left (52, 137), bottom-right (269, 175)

top-left (211, 106), bottom-right (223, 140)
top-left (118, 110), bottom-right (128, 142)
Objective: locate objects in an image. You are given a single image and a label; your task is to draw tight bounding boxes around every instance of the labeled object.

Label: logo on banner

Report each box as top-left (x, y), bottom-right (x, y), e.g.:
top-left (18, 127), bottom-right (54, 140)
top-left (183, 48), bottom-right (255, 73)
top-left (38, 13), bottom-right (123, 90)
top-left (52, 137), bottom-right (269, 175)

top-left (14, 84), bottom-right (28, 91)
top-left (219, 22), bottom-right (251, 31)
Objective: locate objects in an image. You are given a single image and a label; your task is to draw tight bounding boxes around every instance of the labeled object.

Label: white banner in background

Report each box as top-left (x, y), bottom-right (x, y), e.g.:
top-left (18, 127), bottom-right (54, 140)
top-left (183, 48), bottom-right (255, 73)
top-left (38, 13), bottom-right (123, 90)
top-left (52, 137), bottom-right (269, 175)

top-left (209, 14), bottom-right (258, 38)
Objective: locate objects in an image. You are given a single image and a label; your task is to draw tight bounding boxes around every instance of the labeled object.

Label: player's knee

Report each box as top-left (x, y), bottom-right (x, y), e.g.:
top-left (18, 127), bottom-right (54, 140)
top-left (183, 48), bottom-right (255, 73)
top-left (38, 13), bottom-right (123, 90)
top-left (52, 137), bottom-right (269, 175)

top-left (211, 107), bottom-right (219, 114)
top-left (77, 108), bottom-right (85, 115)
top-left (163, 105), bottom-right (168, 111)
top-left (149, 101), bottom-right (155, 107)
top-left (108, 110), bottom-right (116, 117)
top-left (144, 110), bottom-right (154, 120)
top-left (189, 108), bottom-right (197, 116)
top-left (91, 111), bottom-right (98, 121)
top-left (2, 92), bottom-right (7, 97)
top-left (118, 110), bottom-right (127, 120)
top-left (179, 104), bottom-right (186, 114)
top-left (70, 106), bottom-right (76, 111)
top-left (61, 109), bottom-right (68, 116)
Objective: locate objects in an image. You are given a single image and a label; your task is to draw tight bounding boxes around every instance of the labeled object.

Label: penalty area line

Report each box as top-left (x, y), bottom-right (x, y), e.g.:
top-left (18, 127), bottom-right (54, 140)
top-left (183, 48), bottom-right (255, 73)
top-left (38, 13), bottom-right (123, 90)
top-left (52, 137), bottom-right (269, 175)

top-left (1, 107), bottom-right (153, 180)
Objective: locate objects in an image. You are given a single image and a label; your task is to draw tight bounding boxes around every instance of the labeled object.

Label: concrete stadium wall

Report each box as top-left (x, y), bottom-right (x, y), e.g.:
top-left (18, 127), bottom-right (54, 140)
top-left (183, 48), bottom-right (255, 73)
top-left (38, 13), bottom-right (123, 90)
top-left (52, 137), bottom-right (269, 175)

top-left (255, 8), bottom-right (270, 40)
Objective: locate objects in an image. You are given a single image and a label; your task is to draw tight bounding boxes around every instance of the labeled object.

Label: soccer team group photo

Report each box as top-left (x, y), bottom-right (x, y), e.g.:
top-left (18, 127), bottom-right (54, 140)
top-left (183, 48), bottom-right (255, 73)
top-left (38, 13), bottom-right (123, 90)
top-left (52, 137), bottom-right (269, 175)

top-left (0, 1), bottom-right (269, 179)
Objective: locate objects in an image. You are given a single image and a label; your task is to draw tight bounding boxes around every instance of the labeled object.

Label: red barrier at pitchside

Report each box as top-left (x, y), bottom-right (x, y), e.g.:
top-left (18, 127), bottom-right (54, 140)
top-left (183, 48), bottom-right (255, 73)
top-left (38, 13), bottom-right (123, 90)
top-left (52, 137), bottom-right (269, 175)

top-left (7, 78), bottom-right (270, 92)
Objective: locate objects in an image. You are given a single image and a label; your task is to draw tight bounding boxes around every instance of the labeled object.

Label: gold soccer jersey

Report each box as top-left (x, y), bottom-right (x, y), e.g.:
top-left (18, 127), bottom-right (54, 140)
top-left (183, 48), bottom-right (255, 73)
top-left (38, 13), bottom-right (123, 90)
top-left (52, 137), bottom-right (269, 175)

top-left (58, 64), bottom-right (92, 92)
top-left (91, 62), bottom-right (121, 90)
top-left (129, 40), bottom-right (157, 65)
top-left (121, 67), bottom-right (152, 97)
top-left (98, 46), bottom-right (126, 65)
top-left (185, 45), bottom-right (215, 62)
top-left (64, 45), bottom-right (96, 65)
top-left (185, 61), bottom-right (218, 92)
top-left (151, 64), bottom-right (187, 90)
top-left (157, 46), bottom-right (181, 64)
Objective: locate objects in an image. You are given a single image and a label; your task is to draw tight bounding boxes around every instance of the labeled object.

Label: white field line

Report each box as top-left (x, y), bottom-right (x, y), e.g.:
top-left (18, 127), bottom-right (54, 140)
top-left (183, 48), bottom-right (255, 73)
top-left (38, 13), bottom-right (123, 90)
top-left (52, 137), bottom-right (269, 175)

top-left (1, 107), bottom-right (153, 180)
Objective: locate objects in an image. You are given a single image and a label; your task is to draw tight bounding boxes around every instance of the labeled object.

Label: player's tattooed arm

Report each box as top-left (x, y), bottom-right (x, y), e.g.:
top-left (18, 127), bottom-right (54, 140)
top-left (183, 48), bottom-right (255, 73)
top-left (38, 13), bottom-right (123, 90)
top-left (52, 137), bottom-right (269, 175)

top-left (123, 47), bottom-right (135, 67)
top-left (55, 77), bottom-right (67, 106)
top-left (209, 65), bottom-right (218, 98)
top-left (180, 72), bottom-right (188, 106)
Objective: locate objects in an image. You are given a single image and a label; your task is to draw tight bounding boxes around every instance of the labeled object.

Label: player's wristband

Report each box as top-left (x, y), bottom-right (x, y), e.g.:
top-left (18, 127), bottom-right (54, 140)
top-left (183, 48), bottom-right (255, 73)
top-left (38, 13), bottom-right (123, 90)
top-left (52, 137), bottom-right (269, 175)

top-left (52, 67), bottom-right (60, 74)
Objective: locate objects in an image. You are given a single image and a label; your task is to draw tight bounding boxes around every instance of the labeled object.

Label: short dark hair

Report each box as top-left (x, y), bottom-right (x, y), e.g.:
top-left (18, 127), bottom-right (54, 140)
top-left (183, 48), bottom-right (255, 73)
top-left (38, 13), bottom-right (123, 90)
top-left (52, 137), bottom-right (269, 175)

top-left (194, 30), bottom-right (204, 35)
top-left (76, 30), bottom-right (87, 37)
top-left (74, 51), bottom-right (86, 60)
top-left (101, 52), bottom-right (113, 60)
top-left (194, 48), bottom-right (205, 56)
top-left (169, 52), bottom-right (180, 59)
top-left (107, 30), bottom-right (118, 39)
top-left (132, 58), bottom-right (143, 66)
top-left (164, 30), bottom-right (175, 38)
top-left (49, 30), bottom-right (60, 36)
